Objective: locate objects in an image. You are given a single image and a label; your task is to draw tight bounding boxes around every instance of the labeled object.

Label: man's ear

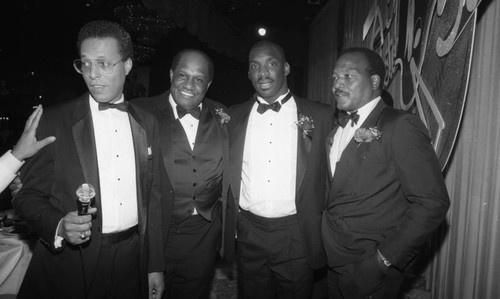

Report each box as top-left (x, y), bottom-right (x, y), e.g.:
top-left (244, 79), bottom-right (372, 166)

top-left (124, 58), bottom-right (133, 75)
top-left (371, 74), bottom-right (381, 91)
top-left (169, 69), bottom-right (174, 82)
top-left (284, 62), bottom-right (291, 76)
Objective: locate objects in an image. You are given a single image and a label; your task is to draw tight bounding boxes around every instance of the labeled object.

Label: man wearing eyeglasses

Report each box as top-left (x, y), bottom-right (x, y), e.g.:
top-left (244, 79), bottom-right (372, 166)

top-left (13, 20), bottom-right (165, 299)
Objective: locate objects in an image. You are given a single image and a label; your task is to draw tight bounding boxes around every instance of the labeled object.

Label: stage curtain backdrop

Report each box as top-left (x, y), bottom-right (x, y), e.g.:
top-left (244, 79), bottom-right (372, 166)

top-left (430, 1), bottom-right (500, 298)
top-left (307, 0), bottom-right (340, 107)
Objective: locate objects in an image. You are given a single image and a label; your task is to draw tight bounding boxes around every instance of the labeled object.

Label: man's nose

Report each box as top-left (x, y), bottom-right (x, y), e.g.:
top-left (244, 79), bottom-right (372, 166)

top-left (88, 62), bottom-right (101, 79)
top-left (183, 77), bottom-right (196, 89)
top-left (259, 66), bottom-right (270, 77)
top-left (333, 78), bottom-right (345, 89)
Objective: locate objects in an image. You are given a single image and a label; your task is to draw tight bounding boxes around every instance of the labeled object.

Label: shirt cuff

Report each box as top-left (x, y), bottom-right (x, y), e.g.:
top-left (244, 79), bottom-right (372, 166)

top-left (377, 249), bottom-right (392, 267)
top-left (54, 219), bottom-right (64, 248)
top-left (0, 150), bottom-right (24, 174)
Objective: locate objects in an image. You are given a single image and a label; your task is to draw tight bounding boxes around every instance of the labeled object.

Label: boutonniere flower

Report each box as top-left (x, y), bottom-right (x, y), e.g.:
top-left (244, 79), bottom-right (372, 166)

top-left (296, 113), bottom-right (315, 138)
top-left (214, 108), bottom-right (230, 125)
top-left (354, 127), bottom-right (382, 143)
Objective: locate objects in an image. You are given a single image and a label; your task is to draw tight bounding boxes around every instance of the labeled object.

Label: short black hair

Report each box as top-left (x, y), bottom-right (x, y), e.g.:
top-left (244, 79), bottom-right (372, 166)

top-left (76, 20), bottom-right (133, 61)
top-left (170, 49), bottom-right (214, 82)
top-left (248, 39), bottom-right (287, 63)
top-left (339, 47), bottom-right (385, 88)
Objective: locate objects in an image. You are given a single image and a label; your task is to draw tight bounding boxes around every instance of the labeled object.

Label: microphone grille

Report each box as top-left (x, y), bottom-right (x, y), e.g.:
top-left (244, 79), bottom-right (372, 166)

top-left (76, 183), bottom-right (96, 198)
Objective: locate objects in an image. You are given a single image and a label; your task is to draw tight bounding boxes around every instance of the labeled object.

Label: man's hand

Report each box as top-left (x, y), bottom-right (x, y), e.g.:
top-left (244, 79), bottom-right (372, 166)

top-left (58, 207), bottom-right (97, 245)
top-left (9, 175), bottom-right (22, 197)
top-left (148, 272), bottom-right (164, 299)
top-left (11, 105), bottom-right (56, 161)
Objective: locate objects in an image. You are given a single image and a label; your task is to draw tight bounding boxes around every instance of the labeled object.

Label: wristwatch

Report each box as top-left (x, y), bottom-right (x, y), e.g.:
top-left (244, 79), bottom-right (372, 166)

top-left (377, 249), bottom-right (392, 267)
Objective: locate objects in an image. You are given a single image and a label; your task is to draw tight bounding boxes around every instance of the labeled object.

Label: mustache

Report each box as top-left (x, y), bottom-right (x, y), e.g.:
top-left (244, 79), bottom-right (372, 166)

top-left (334, 88), bottom-right (349, 95)
top-left (334, 86), bottom-right (347, 92)
top-left (257, 75), bottom-right (273, 82)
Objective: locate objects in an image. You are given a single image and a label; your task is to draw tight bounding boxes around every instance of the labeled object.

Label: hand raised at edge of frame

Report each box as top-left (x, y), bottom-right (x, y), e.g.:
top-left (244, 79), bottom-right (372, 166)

top-left (11, 105), bottom-right (56, 161)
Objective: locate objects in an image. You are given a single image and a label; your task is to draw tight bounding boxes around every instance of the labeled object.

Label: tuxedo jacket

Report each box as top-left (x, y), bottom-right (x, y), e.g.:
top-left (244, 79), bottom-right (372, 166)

top-left (14, 94), bottom-right (164, 298)
top-left (322, 100), bottom-right (450, 270)
top-left (224, 95), bottom-right (334, 269)
top-left (132, 90), bottom-right (230, 256)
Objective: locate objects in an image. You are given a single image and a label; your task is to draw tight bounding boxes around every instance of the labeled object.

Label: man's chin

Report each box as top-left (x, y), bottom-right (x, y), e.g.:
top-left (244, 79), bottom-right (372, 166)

top-left (256, 88), bottom-right (274, 98)
top-left (175, 98), bottom-right (204, 110)
top-left (90, 94), bottom-right (107, 103)
top-left (90, 92), bottom-right (116, 103)
top-left (335, 102), bottom-right (350, 111)
top-left (335, 97), bottom-right (349, 106)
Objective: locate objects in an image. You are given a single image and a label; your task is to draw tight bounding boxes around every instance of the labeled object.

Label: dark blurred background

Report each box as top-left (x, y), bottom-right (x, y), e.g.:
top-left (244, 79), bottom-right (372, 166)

top-left (0, 0), bottom-right (329, 208)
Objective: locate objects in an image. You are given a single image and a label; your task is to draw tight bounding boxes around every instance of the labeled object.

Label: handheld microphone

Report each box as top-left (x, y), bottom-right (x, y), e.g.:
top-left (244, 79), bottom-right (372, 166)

top-left (76, 183), bottom-right (95, 216)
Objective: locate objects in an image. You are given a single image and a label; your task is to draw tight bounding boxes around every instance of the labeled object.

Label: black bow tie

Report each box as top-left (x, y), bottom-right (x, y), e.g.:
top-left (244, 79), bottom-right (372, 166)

top-left (177, 106), bottom-right (201, 120)
top-left (338, 110), bottom-right (360, 128)
top-left (98, 101), bottom-right (128, 112)
top-left (256, 92), bottom-right (292, 114)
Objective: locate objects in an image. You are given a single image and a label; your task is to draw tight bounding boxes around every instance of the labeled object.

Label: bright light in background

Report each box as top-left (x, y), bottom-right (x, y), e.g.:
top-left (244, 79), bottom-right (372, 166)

top-left (257, 27), bottom-right (267, 37)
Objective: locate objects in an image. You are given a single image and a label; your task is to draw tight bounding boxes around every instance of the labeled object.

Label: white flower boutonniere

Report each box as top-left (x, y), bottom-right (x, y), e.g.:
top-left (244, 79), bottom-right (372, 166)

top-left (354, 127), bottom-right (382, 143)
top-left (214, 108), bottom-right (230, 126)
top-left (296, 113), bottom-right (315, 139)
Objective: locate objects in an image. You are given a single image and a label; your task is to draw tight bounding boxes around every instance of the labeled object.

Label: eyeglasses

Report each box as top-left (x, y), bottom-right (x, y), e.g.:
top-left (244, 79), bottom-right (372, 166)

top-left (73, 59), bottom-right (124, 74)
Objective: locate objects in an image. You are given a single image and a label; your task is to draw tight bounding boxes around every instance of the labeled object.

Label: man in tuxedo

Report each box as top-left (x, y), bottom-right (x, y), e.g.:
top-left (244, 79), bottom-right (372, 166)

top-left (133, 49), bottom-right (229, 299)
top-left (13, 20), bottom-right (164, 299)
top-left (322, 47), bottom-right (450, 299)
top-left (224, 40), bottom-right (334, 298)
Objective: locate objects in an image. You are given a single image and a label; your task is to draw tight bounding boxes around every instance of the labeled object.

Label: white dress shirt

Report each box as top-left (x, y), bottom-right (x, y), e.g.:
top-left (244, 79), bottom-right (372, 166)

top-left (169, 94), bottom-right (201, 151)
top-left (329, 96), bottom-right (381, 177)
top-left (240, 91), bottom-right (298, 218)
top-left (90, 96), bottom-right (138, 233)
top-left (0, 151), bottom-right (23, 193)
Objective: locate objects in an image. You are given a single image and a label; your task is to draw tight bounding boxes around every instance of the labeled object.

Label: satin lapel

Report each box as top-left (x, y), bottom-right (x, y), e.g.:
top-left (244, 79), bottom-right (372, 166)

top-left (332, 136), bottom-right (359, 190)
top-left (204, 99), bottom-right (230, 256)
top-left (228, 101), bottom-right (253, 205)
top-left (204, 100), bottom-right (229, 151)
top-left (331, 101), bottom-right (387, 193)
top-left (326, 126), bottom-right (338, 181)
top-left (295, 97), bottom-right (311, 193)
top-left (346, 101), bottom-right (387, 159)
top-left (157, 96), bottom-right (176, 187)
top-left (128, 105), bottom-right (148, 236)
top-left (72, 100), bottom-right (100, 208)
top-left (71, 97), bottom-right (102, 295)
top-left (204, 100), bottom-right (230, 185)
top-left (193, 102), bottom-right (213, 149)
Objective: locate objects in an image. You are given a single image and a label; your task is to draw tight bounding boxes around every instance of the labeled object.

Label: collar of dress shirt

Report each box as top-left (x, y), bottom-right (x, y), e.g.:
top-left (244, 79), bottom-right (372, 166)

top-left (169, 94), bottom-right (203, 120)
top-left (353, 96), bottom-right (381, 127)
top-left (255, 89), bottom-right (291, 106)
top-left (89, 94), bottom-right (125, 112)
